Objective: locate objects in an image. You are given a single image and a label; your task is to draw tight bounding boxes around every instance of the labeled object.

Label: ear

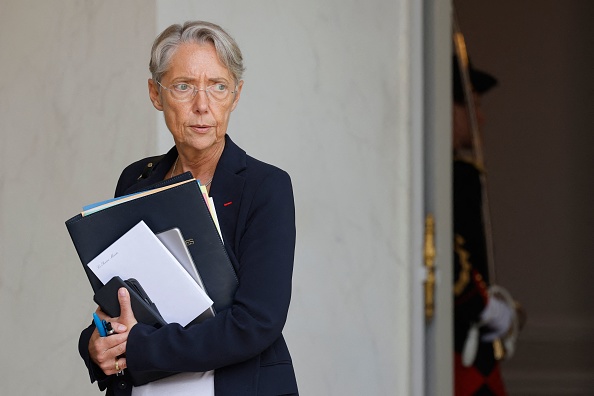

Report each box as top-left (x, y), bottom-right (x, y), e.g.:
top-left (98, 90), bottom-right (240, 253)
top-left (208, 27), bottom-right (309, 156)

top-left (230, 80), bottom-right (244, 112)
top-left (148, 79), bottom-right (164, 111)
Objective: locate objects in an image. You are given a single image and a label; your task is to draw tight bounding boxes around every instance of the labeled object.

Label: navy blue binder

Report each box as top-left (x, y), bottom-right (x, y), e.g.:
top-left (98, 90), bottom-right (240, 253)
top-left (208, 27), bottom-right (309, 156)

top-left (66, 172), bottom-right (238, 315)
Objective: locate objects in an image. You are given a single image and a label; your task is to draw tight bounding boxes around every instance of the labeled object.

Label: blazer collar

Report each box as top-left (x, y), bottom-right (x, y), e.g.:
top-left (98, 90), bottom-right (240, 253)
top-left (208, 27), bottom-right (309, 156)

top-left (213, 134), bottom-right (247, 179)
top-left (132, 134), bottom-right (246, 187)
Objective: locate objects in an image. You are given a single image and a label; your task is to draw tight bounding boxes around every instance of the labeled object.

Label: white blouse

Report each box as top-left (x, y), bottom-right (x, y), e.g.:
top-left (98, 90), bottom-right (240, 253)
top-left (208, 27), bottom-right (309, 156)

top-left (131, 370), bottom-right (214, 396)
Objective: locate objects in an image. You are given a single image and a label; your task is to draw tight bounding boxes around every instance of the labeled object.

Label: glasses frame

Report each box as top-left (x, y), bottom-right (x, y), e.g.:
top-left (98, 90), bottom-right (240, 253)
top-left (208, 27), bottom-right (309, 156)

top-left (156, 80), bottom-right (237, 103)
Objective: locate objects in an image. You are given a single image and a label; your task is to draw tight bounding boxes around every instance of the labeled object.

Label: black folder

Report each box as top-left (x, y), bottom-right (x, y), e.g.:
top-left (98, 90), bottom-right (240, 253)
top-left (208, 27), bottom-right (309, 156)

top-left (66, 172), bottom-right (238, 315)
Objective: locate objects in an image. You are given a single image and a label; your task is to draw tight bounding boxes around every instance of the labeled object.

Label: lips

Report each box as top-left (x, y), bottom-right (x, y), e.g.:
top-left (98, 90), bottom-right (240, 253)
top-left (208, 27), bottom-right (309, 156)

top-left (189, 124), bottom-right (213, 133)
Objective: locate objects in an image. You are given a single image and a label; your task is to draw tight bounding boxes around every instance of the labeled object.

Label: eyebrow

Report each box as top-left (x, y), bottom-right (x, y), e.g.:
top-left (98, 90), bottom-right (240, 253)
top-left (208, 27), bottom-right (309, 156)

top-left (171, 76), bottom-right (231, 84)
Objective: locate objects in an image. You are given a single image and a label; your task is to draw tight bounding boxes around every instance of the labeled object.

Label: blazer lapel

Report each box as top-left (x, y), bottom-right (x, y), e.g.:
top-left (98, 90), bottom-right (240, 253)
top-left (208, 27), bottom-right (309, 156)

top-left (210, 135), bottom-right (246, 252)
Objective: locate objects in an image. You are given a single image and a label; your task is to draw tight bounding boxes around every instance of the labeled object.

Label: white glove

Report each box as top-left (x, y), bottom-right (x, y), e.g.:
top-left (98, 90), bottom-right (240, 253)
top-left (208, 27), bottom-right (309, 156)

top-left (479, 295), bottom-right (514, 342)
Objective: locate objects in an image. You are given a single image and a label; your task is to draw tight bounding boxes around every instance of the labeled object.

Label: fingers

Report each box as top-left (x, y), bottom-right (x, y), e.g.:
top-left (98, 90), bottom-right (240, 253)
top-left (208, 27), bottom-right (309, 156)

top-left (89, 333), bottom-right (124, 358)
top-left (117, 287), bottom-right (138, 328)
top-left (92, 338), bottom-right (129, 375)
top-left (88, 288), bottom-right (136, 376)
top-left (88, 329), bottom-right (129, 368)
top-left (101, 355), bottom-right (128, 376)
top-left (106, 339), bottom-right (128, 357)
top-left (88, 291), bottom-right (137, 376)
top-left (114, 357), bottom-right (128, 374)
top-left (93, 305), bottom-right (127, 333)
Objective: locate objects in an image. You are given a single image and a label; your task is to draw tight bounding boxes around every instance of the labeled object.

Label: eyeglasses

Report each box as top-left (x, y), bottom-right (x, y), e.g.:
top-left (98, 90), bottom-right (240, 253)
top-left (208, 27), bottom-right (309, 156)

top-left (156, 80), bottom-right (236, 103)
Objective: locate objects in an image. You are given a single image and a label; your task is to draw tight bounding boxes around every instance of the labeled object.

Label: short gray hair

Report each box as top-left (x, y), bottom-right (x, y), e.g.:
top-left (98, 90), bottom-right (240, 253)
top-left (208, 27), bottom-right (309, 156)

top-left (149, 21), bottom-right (245, 85)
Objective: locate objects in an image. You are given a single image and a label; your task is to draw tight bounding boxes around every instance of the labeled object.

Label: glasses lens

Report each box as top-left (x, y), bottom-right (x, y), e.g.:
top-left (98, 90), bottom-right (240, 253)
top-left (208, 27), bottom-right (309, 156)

top-left (171, 83), bottom-right (194, 101)
top-left (160, 82), bottom-right (234, 102)
top-left (207, 83), bottom-right (229, 102)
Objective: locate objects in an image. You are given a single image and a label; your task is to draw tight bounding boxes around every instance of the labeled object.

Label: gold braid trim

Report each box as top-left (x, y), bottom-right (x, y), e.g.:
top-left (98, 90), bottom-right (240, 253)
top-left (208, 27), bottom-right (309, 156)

top-left (454, 234), bottom-right (472, 296)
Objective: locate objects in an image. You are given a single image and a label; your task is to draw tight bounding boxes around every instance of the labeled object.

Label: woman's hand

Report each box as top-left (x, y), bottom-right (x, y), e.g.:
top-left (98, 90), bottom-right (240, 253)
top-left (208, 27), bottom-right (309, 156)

top-left (88, 287), bottom-right (138, 375)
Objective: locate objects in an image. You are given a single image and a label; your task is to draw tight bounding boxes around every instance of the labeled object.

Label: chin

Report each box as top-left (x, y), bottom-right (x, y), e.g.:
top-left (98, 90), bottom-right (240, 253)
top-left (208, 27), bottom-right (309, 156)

top-left (183, 135), bottom-right (223, 153)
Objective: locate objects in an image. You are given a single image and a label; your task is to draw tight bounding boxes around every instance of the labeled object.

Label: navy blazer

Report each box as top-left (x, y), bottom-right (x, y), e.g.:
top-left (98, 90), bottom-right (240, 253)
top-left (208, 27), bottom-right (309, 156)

top-left (79, 135), bottom-right (298, 395)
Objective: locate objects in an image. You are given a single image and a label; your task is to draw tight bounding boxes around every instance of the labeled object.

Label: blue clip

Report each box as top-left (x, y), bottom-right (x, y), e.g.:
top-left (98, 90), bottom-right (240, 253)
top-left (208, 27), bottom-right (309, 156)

top-left (93, 312), bottom-right (108, 337)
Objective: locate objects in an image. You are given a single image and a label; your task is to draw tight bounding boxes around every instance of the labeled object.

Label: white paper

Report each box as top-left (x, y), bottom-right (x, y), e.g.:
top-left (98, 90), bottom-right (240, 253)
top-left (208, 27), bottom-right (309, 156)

top-left (87, 221), bottom-right (213, 326)
top-left (131, 371), bottom-right (214, 396)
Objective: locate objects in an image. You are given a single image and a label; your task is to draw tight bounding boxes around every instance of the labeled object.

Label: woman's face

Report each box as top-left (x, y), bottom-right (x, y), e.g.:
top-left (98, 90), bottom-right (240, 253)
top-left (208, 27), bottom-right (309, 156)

top-left (148, 42), bottom-right (243, 155)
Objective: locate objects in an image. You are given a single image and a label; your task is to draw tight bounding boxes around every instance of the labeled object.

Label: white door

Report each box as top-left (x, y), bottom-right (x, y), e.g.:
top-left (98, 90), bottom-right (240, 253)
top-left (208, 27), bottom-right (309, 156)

top-left (410, 0), bottom-right (454, 395)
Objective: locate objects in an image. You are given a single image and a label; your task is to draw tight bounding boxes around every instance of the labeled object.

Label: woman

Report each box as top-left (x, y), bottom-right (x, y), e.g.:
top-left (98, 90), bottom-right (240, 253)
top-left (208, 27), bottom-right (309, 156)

top-left (78, 21), bottom-right (298, 396)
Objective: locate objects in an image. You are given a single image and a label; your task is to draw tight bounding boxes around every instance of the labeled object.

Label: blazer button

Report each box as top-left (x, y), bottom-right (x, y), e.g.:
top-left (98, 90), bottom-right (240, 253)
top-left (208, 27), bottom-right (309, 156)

top-left (117, 380), bottom-right (128, 389)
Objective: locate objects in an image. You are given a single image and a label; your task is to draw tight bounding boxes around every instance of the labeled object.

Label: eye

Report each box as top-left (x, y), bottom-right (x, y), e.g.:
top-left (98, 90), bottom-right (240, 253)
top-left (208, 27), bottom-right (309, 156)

top-left (212, 83), bottom-right (227, 92)
top-left (173, 83), bottom-right (192, 92)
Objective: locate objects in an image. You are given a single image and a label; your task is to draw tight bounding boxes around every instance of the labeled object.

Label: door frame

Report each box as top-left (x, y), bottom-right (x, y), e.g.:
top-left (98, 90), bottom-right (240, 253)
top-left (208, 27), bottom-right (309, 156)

top-left (410, 0), bottom-right (453, 394)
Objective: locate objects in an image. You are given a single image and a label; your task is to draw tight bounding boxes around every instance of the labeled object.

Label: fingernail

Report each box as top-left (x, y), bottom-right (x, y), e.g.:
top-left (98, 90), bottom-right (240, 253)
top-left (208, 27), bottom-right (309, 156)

top-left (119, 287), bottom-right (126, 296)
top-left (117, 324), bottom-right (127, 332)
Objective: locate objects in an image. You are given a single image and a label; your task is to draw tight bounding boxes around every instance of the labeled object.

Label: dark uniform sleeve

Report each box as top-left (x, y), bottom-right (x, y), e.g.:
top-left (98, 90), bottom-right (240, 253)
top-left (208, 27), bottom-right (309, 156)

top-left (453, 160), bottom-right (490, 352)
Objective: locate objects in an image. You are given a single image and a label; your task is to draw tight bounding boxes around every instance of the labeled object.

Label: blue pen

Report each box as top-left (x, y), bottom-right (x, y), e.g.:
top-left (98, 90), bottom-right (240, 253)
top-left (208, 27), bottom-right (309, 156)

top-left (93, 312), bottom-right (108, 337)
top-left (93, 313), bottom-right (121, 375)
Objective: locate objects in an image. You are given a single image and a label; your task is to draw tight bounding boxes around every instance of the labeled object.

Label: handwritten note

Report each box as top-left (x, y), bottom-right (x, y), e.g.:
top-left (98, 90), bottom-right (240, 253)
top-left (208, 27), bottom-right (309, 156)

top-left (87, 221), bottom-right (213, 326)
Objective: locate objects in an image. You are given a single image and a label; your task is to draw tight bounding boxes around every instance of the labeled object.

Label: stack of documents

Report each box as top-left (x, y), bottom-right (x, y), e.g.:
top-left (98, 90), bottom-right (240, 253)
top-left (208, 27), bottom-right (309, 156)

top-left (67, 174), bottom-right (239, 386)
top-left (66, 173), bottom-right (238, 316)
top-left (87, 220), bottom-right (212, 326)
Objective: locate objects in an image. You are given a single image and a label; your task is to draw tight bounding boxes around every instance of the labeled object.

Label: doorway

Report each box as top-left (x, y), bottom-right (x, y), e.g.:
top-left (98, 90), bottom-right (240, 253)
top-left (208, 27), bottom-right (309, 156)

top-left (453, 1), bottom-right (594, 393)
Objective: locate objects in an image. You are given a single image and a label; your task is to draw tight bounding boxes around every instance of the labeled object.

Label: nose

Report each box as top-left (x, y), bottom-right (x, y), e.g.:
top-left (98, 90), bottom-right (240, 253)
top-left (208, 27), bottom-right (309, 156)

top-left (192, 89), bottom-right (209, 114)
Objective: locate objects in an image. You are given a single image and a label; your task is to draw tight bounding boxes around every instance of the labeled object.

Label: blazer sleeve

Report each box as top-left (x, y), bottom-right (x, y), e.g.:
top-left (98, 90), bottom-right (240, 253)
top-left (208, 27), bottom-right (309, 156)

top-left (124, 168), bottom-right (296, 373)
top-left (78, 323), bottom-right (111, 391)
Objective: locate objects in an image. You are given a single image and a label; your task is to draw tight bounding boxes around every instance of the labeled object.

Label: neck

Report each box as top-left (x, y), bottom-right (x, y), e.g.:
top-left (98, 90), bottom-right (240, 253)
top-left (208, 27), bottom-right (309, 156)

top-left (170, 140), bottom-right (224, 185)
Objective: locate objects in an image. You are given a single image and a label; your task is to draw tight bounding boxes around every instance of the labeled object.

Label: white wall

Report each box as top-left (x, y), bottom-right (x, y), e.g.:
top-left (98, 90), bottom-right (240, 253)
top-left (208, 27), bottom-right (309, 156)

top-left (0, 1), bottom-right (419, 394)
top-left (0, 1), bottom-right (156, 394)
